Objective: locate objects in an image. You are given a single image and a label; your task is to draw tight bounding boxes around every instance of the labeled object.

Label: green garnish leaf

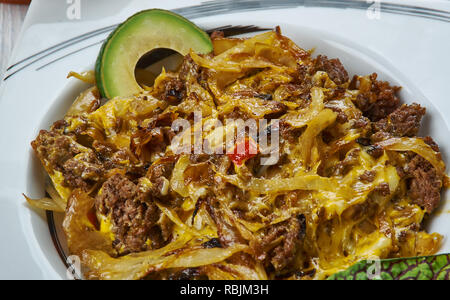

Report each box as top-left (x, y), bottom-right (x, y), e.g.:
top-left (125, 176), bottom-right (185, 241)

top-left (328, 254), bottom-right (450, 280)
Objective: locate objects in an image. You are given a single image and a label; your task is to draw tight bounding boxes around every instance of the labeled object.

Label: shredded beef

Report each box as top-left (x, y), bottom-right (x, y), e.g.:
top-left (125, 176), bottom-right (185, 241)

top-left (353, 73), bottom-right (401, 122)
top-left (95, 174), bottom-right (164, 254)
top-left (312, 55), bottom-right (349, 85)
top-left (373, 103), bottom-right (425, 138)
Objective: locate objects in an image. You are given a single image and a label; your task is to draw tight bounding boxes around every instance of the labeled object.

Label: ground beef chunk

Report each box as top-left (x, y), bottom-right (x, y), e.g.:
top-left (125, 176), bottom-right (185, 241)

top-left (353, 73), bottom-right (401, 122)
top-left (62, 152), bottom-right (103, 189)
top-left (95, 174), bottom-right (164, 254)
top-left (336, 110), bottom-right (348, 124)
top-left (366, 144), bottom-right (384, 158)
top-left (407, 156), bottom-right (442, 212)
top-left (312, 55), bottom-right (349, 85)
top-left (257, 215), bottom-right (306, 273)
top-left (423, 136), bottom-right (441, 153)
top-left (333, 149), bottom-right (361, 176)
top-left (360, 170), bottom-right (376, 183)
top-left (92, 140), bottom-right (116, 158)
top-left (179, 54), bottom-right (201, 83)
top-left (403, 138), bottom-right (443, 212)
top-left (353, 117), bottom-right (370, 129)
top-left (325, 101), bottom-right (348, 124)
top-left (92, 141), bottom-right (146, 177)
top-left (327, 87), bottom-right (347, 100)
top-left (31, 129), bottom-right (103, 190)
top-left (370, 131), bottom-right (392, 144)
top-left (32, 130), bottom-right (76, 171)
top-left (374, 182), bottom-right (390, 196)
top-left (373, 103), bottom-right (425, 138)
top-left (52, 119), bottom-right (68, 131)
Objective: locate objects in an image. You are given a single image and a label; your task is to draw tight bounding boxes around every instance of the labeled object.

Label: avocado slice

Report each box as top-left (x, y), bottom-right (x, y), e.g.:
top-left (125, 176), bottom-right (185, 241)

top-left (96, 9), bottom-right (213, 99)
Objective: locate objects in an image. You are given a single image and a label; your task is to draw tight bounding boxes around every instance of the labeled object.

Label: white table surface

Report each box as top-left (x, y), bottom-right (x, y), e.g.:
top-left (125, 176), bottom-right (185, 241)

top-left (0, 3), bottom-right (28, 77)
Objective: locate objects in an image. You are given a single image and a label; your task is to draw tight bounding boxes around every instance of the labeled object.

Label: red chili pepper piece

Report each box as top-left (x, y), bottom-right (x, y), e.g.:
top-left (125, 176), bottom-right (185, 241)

top-left (228, 138), bottom-right (258, 166)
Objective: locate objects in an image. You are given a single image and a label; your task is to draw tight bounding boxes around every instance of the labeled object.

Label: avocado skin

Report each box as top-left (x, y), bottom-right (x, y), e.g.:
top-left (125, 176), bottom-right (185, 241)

top-left (95, 31), bottom-right (110, 99)
top-left (95, 9), bottom-right (213, 99)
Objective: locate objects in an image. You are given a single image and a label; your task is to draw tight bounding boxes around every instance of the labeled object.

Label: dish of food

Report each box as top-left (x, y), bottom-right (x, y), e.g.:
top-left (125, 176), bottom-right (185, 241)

top-left (23, 8), bottom-right (449, 280)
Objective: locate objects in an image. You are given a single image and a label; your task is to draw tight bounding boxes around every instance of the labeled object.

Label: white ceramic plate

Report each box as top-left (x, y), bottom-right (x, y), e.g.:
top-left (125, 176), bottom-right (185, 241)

top-left (0, 0), bottom-right (449, 279)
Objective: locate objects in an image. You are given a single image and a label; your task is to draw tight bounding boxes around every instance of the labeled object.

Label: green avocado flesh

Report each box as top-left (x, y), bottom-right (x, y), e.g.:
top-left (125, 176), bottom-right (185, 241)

top-left (96, 9), bottom-right (213, 99)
